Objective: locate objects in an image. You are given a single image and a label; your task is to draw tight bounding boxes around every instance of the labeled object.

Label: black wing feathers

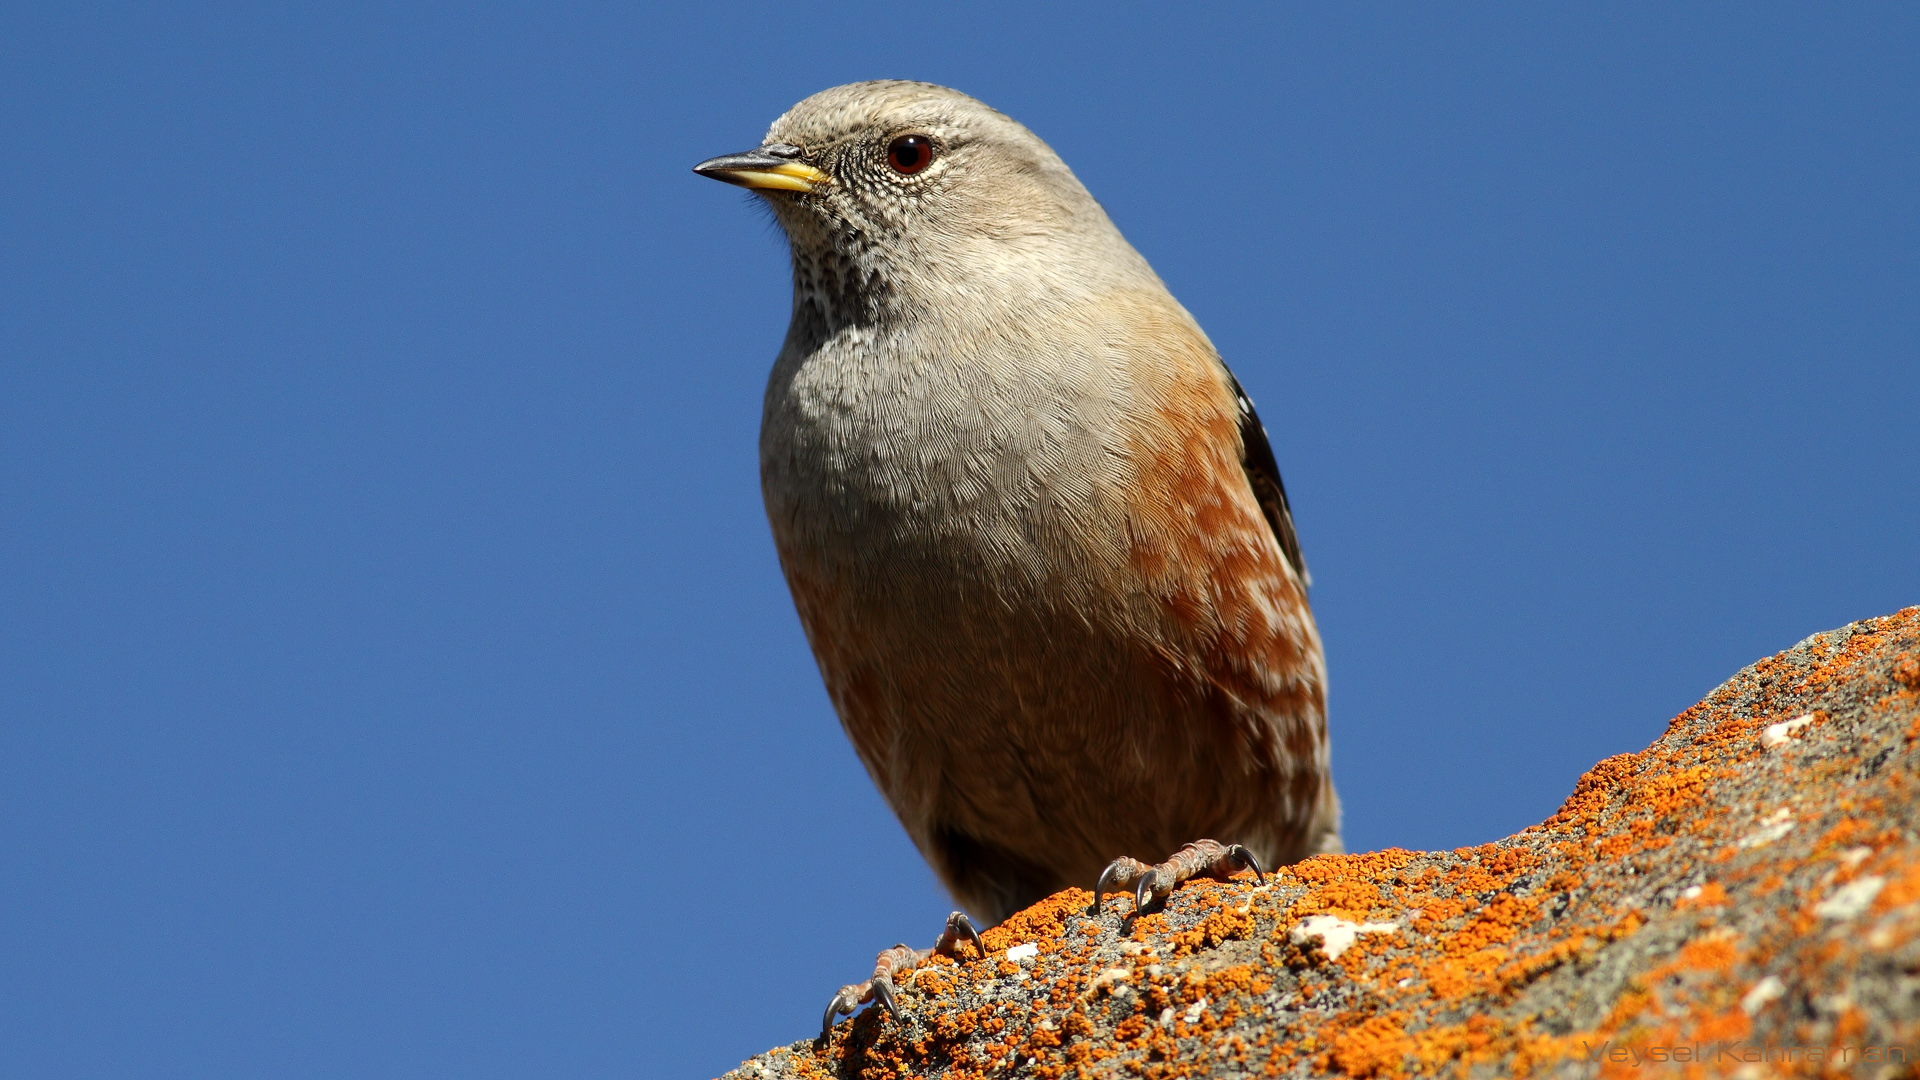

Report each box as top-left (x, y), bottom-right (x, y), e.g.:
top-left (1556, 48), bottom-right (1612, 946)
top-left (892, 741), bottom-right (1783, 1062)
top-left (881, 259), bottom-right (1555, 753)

top-left (1223, 369), bottom-right (1309, 588)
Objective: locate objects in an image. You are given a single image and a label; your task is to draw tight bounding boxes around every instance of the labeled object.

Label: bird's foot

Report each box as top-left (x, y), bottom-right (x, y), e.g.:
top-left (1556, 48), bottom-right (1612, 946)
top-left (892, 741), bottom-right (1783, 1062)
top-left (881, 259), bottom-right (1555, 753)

top-left (819, 910), bottom-right (984, 1040)
top-left (1087, 838), bottom-right (1265, 917)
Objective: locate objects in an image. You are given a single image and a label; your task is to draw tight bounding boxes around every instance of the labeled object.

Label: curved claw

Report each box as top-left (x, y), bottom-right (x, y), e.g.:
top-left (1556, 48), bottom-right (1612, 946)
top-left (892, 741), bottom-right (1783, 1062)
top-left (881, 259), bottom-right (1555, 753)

top-left (1089, 860), bottom-right (1127, 916)
top-left (1134, 871), bottom-right (1156, 915)
top-left (1226, 843), bottom-right (1267, 884)
top-left (820, 985), bottom-right (861, 1040)
top-left (952, 912), bottom-right (985, 958)
top-left (871, 976), bottom-right (901, 1020)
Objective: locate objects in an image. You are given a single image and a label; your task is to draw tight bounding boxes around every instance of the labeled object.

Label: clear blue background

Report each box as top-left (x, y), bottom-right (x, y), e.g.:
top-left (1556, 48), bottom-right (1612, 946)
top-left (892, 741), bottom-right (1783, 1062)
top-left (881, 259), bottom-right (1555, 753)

top-left (4, 4), bottom-right (1915, 1077)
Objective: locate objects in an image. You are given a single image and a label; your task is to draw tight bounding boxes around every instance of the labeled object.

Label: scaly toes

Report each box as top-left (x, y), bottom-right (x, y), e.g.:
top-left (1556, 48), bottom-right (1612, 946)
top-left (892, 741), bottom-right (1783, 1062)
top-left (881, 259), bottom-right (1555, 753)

top-left (1089, 855), bottom-right (1153, 916)
top-left (819, 915), bottom-right (991, 1040)
top-left (818, 975), bottom-right (902, 1040)
top-left (1224, 843), bottom-right (1267, 884)
top-left (820, 982), bottom-right (867, 1040)
top-left (934, 910), bottom-right (985, 959)
top-left (1134, 864), bottom-right (1174, 913)
top-left (1089, 840), bottom-right (1266, 919)
top-left (819, 942), bottom-right (916, 1039)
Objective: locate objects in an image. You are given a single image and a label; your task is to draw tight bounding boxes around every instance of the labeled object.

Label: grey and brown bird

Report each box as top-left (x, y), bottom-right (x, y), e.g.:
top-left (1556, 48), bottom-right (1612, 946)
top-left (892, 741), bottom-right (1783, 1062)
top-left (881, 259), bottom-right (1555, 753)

top-left (694, 81), bottom-right (1340, 1036)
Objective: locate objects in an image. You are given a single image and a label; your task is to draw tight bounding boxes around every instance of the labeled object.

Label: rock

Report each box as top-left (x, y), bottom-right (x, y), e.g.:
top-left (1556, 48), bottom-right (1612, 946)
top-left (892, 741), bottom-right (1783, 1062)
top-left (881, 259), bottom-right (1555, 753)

top-left (723, 608), bottom-right (1920, 1078)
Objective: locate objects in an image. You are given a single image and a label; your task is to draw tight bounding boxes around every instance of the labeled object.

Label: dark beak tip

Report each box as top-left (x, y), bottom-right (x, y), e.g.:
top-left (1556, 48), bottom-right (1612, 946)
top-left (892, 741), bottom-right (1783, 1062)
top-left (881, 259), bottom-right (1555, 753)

top-left (693, 149), bottom-right (788, 175)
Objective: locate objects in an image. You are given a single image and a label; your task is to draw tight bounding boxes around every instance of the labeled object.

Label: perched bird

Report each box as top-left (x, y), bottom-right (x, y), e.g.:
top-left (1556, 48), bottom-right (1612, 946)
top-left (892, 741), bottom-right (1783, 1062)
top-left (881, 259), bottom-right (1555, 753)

top-left (694, 81), bottom-right (1339, 1036)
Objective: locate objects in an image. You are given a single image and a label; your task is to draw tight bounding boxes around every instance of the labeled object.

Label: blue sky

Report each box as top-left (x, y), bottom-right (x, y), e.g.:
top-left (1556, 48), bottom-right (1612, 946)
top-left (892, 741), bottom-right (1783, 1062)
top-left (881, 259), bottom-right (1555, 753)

top-left (3, 4), bottom-right (1915, 1077)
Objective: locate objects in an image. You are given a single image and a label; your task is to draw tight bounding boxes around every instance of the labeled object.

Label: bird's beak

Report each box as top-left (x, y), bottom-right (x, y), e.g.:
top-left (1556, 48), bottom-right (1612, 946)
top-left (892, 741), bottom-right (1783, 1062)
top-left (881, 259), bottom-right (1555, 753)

top-left (692, 148), bottom-right (830, 193)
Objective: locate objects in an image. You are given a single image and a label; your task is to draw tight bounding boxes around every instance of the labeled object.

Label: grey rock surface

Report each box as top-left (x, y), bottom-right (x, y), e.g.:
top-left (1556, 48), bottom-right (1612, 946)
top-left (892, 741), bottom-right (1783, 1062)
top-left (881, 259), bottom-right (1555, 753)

top-left (722, 608), bottom-right (1920, 1079)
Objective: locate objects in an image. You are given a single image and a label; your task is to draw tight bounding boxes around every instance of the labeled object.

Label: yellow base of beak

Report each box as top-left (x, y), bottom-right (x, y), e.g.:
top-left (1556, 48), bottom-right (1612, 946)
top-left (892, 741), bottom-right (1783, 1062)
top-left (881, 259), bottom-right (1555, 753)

top-left (697, 159), bottom-right (830, 193)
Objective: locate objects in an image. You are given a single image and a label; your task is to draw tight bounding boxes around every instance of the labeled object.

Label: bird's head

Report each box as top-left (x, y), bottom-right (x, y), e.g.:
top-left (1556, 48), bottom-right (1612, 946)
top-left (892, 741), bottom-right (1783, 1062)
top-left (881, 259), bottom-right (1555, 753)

top-left (695, 81), bottom-right (1149, 333)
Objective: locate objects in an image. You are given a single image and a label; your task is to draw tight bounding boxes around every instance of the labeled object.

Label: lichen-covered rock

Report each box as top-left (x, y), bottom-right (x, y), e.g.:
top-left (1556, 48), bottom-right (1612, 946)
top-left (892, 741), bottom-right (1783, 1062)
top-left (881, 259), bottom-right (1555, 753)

top-left (724, 608), bottom-right (1920, 1079)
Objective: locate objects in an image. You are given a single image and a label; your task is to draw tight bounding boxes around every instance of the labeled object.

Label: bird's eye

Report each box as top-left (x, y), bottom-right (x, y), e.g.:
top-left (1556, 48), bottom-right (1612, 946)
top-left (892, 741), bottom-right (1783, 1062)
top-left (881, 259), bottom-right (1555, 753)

top-left (887, 134), bottom-right (934, 175)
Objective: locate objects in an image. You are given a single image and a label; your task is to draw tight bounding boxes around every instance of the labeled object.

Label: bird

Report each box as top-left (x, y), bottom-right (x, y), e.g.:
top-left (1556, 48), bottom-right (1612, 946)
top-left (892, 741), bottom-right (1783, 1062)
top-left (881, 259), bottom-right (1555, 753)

top-left (693, 81), bottom-right (1339, 1038)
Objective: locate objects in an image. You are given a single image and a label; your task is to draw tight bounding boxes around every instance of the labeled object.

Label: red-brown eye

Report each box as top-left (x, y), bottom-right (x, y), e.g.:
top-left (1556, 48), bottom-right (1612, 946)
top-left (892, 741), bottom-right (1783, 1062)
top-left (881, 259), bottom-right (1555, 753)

top-left (887, 134), bottom-right (934, 175)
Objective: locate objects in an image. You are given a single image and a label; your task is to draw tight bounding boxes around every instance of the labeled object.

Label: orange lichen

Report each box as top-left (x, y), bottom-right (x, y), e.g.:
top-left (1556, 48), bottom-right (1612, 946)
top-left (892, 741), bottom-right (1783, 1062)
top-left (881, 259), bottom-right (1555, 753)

top-left (742, 610), bottom-right (1920, 1080)
top-left (1665, 932), bottom-right (1741, 974)
top-left (1873, 857), bottom-right (1920, 913)
top-left (1326, 1013), bottom-right (1413, 1077)
top-left (1628, 764), bottom-right (1715, 817)
top-left (1166, 897), bottom-right (1257, 957)
top-left (1677, 881), bottom-right (1728, 908)
top-left (1291, 879), bottom-right (1385, 922)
